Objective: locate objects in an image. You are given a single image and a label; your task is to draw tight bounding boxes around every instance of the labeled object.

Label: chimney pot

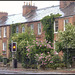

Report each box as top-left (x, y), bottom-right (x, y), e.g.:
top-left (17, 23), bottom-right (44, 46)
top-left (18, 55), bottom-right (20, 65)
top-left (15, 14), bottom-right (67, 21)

top-left (29, 2), bottom-right (30, 6)
top-left (22, 2), bottom-right (37, 16)
top-left (24, 2), bottom-right (25, 5)
top-left (31, 1), bottom-right (32, 6)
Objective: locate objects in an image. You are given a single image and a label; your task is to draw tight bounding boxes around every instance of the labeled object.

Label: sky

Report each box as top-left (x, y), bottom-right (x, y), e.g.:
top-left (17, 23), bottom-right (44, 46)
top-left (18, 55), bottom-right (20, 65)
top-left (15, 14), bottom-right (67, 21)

top-left (0, 1), bottom-right (59, 15)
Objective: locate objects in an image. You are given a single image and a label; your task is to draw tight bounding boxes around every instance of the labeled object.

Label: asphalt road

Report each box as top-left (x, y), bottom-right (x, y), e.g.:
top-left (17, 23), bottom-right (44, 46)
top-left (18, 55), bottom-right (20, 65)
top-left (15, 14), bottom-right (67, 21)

top-left (0, 70), bottom-right (75, 74)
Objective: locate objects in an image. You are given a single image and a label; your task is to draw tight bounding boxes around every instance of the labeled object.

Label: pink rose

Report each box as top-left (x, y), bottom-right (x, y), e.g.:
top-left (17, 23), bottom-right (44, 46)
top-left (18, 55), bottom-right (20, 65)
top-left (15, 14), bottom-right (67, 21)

top-left (40, 45), bottom-right (42, 47)
top-left (50, 61), bottom-right (53, 63)
top-left (47, 52), bottom-right (49, 54)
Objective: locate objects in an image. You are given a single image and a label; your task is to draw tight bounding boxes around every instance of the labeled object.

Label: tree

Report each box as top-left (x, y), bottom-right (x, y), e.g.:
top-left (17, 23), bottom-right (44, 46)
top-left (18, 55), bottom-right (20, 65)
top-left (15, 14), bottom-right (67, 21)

top-left (11, 26), bottom-right (35, 64)
top-left (56, 23), bottom-right (75, 52)
top-left (56, 23), bottom-right (75, 67)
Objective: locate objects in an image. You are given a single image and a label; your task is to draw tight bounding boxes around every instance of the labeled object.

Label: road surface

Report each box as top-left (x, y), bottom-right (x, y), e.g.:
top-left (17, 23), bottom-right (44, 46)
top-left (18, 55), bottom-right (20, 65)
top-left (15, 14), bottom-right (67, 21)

top-left (0, 70), bottom-right (75, 74)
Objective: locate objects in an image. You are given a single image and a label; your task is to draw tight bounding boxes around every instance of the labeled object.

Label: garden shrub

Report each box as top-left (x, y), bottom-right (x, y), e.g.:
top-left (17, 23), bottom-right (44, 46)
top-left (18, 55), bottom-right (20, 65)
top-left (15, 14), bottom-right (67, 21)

top-left (11, 26), bottom-right (36, 68)
top-left (59, 63), bottom-right (65, 68)
top-left (26, 39), bottom-right (60, 69)
top-left (0, 54), bottom-right (3, 62)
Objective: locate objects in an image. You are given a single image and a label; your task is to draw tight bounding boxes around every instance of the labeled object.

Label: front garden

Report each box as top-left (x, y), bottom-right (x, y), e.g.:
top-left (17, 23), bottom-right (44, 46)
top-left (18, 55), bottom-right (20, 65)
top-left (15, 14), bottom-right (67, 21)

top-left (7, 13), bottom-right (75, 69)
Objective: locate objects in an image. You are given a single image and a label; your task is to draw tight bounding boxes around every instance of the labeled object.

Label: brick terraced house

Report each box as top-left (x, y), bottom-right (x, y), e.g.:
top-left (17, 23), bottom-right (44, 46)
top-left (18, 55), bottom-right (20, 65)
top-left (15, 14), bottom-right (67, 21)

top-left (0, 1), bottom-right (75, 66)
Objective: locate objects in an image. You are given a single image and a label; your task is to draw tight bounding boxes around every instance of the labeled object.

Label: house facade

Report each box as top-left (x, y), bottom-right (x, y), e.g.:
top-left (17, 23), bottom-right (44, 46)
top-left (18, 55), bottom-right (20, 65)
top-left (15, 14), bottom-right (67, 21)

top-left (0, 1), bottom-right (75, 59)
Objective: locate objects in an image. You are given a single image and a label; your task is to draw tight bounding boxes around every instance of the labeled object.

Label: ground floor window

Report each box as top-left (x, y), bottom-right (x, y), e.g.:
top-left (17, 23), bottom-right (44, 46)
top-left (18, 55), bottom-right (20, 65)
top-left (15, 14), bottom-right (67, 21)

top-left (3, 43), bottom-right (7, 54)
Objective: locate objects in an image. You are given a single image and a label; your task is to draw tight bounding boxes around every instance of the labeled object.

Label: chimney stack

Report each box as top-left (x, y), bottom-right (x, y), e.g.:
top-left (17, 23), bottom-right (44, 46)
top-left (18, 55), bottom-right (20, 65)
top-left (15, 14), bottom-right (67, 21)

top-left (0, 12), bottom-right (8, 19)
top-left (60, 1), bottom-right (75, 9)
top-left (22, 1), bottom-right (37, 16)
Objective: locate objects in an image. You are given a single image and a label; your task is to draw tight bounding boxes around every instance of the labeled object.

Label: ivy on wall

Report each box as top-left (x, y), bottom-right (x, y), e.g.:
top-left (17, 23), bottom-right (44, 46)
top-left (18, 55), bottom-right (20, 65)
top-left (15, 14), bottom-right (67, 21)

top-left (10, 23), bottom-right (21, 36)
top-left (41, 13), bottom-right (61, 45)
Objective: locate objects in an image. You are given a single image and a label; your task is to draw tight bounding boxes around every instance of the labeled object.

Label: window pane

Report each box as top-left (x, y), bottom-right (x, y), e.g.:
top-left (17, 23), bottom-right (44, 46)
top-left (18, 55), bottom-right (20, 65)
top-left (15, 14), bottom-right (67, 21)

top-left (65, 19), bottom-right (68, 24)
top-left (55, 27), bottom-right (58, 32)
top-left (55, 21), bottom-right (58, 32)
top-left (22, 26), bottom-right (25, 33)
top-left (3, 43), bottom-right (6, 51)
top-left (64, 19), bottom-right (69, 31)
top-left (4, 27), bottom-right (7, 37)
top-left (16, 26), bottom-right (19, 33)
top-left (31, 24), bottom-right (34, 30)
top-left (5, 27), bottom-right (6, 36)
top-left (38, 23), bottom-right (41, 35)
top-left (0, 28), bottom-right (1, 37)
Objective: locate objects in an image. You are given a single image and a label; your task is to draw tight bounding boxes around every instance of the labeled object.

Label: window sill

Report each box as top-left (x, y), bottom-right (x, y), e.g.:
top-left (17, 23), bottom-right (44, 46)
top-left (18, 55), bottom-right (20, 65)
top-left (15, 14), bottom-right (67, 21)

top-left (3, 36), bottom-right (6, 38)
top-left (54, 32), bottom-right (58, 34)
top-left (38, 33), bottom-right (41, 35)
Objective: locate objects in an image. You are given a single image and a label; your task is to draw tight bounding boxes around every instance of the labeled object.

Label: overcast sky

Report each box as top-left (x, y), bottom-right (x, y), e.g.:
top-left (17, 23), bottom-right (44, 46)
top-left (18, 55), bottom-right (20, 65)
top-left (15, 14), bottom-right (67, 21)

top-left (0, 1), bottom-right (59, 15)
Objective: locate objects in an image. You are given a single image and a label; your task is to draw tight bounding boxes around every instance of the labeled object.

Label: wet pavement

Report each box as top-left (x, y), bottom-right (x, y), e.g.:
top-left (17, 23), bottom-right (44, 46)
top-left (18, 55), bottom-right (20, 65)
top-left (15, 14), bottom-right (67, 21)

top-left (0, 67), bottom-right (75, 74)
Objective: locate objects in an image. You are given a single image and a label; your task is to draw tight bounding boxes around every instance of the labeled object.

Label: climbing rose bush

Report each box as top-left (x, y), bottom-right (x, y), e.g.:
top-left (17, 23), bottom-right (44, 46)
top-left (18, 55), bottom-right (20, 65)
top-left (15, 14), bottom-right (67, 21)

top-left (26, 38), bottom-right (55, 66)
top-left (26, 38), bottom-right (54, 57)
top-left (34, 52), bottom-right (53, 66)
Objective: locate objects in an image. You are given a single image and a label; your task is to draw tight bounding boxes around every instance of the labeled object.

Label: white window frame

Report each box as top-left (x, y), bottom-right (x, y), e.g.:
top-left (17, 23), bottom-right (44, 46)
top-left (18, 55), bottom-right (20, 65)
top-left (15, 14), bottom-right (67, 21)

top-left (16, 26), bottom-right (19, 33)
top-left (3, 43), bottom-right (6, 54)
top-left (22, 26), bottom-right (25, 33)
top-left (0, 28), bottom-right (1, 38)
top-left (38, 23), bottom-right (41, 35)
top-left (3, 27), bottom-right (7, 37)
top-left (64, 19), bottom-right (69, 31)
top-left (31, 24), bottom-right (34, 30)
top-left (54, 21), bottom-right (58, 33)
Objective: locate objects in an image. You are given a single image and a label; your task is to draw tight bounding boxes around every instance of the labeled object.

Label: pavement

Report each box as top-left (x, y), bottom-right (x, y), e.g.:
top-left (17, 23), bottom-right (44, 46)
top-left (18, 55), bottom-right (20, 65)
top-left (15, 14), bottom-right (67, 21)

top-left (0, 66), bottom-right (75, 74)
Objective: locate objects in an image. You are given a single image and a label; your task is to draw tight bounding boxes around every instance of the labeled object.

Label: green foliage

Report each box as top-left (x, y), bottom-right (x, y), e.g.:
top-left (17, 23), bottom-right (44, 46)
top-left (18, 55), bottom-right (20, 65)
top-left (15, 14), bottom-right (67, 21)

top-left (45, 55), bottom-right (65, 69)
top-left (41, 13), bottom-right (61, 44)
top-left (59, 63), bottom-right (65, 68)
top-left (56, 23), bottom-right (75, 67)
top-left (56, 23), bottom-right (75, 52)
top-left (0, 54), bottom-right (3, 62)
top-left (10, 23), bottom-right (21, 36)
top-left (26, 39), bottom-right (55, 68)
top-left (26, 39), bottom-right (63, 69)
top-left (52, 55), bottom-right (61, 64)
top-left (11, 26), bottom-right (35, 64)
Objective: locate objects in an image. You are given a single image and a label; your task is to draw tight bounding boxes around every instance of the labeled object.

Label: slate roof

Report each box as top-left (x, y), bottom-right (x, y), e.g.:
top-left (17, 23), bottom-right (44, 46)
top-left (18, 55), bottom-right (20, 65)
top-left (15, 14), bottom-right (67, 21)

top-left (0, 5), bottom-right (66, 26)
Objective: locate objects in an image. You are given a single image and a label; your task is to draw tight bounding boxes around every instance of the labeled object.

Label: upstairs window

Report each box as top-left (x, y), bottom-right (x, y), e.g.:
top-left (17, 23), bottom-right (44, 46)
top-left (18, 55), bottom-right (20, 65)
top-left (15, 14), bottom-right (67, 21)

top-left (54, 21), bottom-right (58, 33)
top-left (3, 43), bottom-right (7, 54)
top-left (0, 28), bottom-right (1, 38)
top-left (31, 24), bottom-right (34, 35)
top-left (22, 26), bottom-right (25, 33)
top-left (64, 19), bottom-right (69, 31)
top-left (38, 23), bottom-right (41, 35)
top-left (4, 27), bottom-right (7, 37)
top-left (31, 24), bottom-right (34, 31)
top-left (16, 26), bottom-right (19, 33)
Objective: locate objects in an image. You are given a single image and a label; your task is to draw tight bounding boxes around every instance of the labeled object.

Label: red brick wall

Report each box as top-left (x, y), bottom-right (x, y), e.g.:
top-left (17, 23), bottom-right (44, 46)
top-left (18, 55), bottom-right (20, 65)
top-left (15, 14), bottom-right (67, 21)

top-left (19, 21), bottom-right (45, 41)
